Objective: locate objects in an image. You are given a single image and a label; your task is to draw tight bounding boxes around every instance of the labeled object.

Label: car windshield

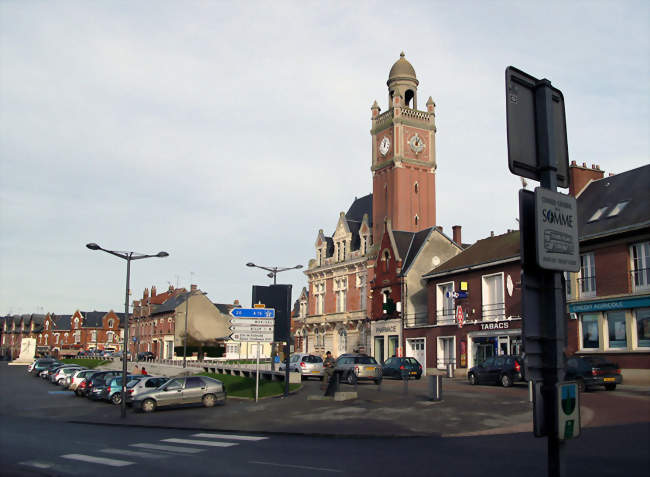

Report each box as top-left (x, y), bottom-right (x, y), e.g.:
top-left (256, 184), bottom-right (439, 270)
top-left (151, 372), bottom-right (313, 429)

top-left (355, 356), bottom-right (377, 364)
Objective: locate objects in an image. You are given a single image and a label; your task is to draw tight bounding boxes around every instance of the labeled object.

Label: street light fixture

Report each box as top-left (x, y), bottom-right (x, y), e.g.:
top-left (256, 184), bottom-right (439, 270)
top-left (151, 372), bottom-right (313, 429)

top-left (85, 242), bottom-right (168, 418)
top-left (245, 262), bottom-right (303, 285)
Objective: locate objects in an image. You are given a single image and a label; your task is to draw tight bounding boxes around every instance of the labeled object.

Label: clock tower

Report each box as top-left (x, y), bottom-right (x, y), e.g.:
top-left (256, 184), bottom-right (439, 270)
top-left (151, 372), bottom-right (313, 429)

top-left (370, 52), bottom-right (437, 245)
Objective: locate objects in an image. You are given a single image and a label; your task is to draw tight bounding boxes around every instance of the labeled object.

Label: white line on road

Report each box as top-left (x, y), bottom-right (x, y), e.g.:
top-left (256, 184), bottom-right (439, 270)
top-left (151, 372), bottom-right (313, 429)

top-left (19, 461), bottom-right (53, 469)
top-left (61, 454), bottom-right (134, 467)
top-left (249, 461), bottom-right (342, 473)
top-left (192, 433), bottom-right (269, 441)
top-left (162, 438), bottom-right (238, 447)
top-left (101, 448), bottom-right (167, 459)
top-left (131, 443), bottom-right (204, 454)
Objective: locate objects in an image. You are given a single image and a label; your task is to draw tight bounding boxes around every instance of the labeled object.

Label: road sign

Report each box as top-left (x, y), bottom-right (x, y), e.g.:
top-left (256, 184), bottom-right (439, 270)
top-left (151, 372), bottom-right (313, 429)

top-left (456, 305), bottom-right (464, 328)
top-left (446, 291), bottom-right (468, 299)
top-left (535, 187), bottom-right (580, 272)
top-left (505, 66), bottom-right (569, 188)
top-left (228, 318), bottom-right (274, 326)
top-left (230, 325), bottom-right (274, 333)
top-left (230, 308), bottom-right (275, 318)
top-left (230, 331), bottom-right (274, 342)
top-left (557, 382), bottom-right (580, 440)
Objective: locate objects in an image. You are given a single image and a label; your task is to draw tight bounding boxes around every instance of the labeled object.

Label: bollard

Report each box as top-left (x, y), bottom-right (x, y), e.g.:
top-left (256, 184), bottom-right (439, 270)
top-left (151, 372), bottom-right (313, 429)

top-left (529, 379), bottom-right (533, 402)
top-left (429, 375), bottom-right (443, 401)
top-left (447, 363), bottom-right (454, 379)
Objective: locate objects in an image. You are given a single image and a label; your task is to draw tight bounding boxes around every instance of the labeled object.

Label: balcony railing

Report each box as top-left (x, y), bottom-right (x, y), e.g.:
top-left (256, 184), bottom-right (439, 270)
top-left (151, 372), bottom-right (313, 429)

top-left (632, 268), bottom-right (650, 290)
top-left (482, 302), bottom-right (506, 320)
top-left (577, 276), bottom-right (596, 296)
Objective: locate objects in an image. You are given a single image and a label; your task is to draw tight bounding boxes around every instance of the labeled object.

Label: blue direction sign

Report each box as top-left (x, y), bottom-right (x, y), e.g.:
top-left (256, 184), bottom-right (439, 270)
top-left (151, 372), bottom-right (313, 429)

top-left (230, 308), bottom-right (275, 318)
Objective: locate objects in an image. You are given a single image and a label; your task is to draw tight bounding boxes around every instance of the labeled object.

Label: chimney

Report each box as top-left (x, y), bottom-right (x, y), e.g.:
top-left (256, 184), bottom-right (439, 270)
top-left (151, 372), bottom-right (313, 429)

top-left (233, 299), bottom-right (240, 306)
top-left (569, 161), bottom-right (605, 197)
top-left (190, 284), bottom-right (198, 292)
top-left (151, 286), bottom-right (157, 297)
top-left (452, 225), bottom-right (462, 245)
top-left (490, 231), bottom-right (494, 237)
top-left (143, 288), bottom-right (149, 299)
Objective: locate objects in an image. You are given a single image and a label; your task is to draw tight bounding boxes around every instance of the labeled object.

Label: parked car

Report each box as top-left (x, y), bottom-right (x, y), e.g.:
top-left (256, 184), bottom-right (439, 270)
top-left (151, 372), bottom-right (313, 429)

top-left (126, 376), bottom-right (170, 404)
top-left (279, 353), bottom-right (324, 379)
top-left (133, 376), bottom-right (226, 413)
top-left (565, 356), bottom-right (622, 391)
top-left (137, 352), bottom-right (156, 362)
top-left (69, 369), bottom-right (96, 392)
top-left (53, 366), bottom-right (85, 386)
top-left (334, 353), bottom-right (382, 385)
top-left (30, 358), bottom-right (61, 376)
top-left (105, 375), bottom-right (144, 404)
top-left (468, 355), bottom-right (526, 387)
top-left (382, 357), bottom-right (423, 380)
top-left (45, 364), bottom-right (78, 382)
top-left (86, 371), bottom-right (123, 400)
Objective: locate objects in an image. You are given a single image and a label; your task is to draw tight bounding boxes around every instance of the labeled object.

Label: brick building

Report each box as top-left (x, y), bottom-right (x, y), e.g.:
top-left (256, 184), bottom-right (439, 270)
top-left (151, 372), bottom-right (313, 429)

top-left (0, 314), bottom-right (46, 359)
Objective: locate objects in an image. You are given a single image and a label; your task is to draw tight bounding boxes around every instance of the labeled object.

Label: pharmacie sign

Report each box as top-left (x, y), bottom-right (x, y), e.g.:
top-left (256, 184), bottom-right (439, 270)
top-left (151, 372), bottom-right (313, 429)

top-left (480, 321), bottom-right (511, 331)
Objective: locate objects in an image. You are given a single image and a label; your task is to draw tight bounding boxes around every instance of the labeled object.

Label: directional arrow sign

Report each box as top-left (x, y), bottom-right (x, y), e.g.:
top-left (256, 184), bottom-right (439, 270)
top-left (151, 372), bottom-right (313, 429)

top-left (229, 318), bottom-right (275, 326)
top-left (230, 332), bottom-right (274, 342)
top-left (230, 325), bottom-right (274, 333)
top-left (230, 308), bottom-right (275, 318)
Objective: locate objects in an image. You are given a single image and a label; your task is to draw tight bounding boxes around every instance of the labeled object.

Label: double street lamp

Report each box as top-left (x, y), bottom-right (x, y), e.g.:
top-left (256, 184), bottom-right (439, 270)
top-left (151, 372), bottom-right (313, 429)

top-left (245, 262), bottom-right (303, 284)
top-left (86, 243), bottom-right (168, 418)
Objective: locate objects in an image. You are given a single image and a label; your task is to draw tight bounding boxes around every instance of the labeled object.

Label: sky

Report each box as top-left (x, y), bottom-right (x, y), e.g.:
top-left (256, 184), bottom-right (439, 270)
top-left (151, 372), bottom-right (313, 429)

top-left (1, 0), bottom-right (648, 316)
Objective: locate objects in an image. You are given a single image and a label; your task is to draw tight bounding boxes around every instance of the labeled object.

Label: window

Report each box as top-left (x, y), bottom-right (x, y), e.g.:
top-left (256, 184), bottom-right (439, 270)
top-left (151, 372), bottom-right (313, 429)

top-left (581, 314), bottom-right (599, 349)
top-left (588, 206), bottom-right (608, 222)
top-left (334, 278), bottom-right (347, 313)
top-left (185, 377), bottom-right (204, 389)
top-left (414, 215), bottom-right (419, 226)
top-left (313, 282), bottom-right (325, 315)
top-left (482, 273), bottom-right (505, 320)
top-left (607, 201), bottom-right (629, 217)
top-left (55, 334), bottom-right (59, 345)
top-left (108, 319), bottom-right (114, 328)
top-left (636, 308), bottom-right (650, 348)
top-left (564, 272), bottom-right (572, 299)
top-left (436, 282), bottom-right (455, 324)
top-left (607, 311), bottom-right (627, 348)
top-left (91, 330), bottom-right (97, 342)
top-left (338, 329), bottom-right (347, 353)
top-left (580, 253), bottom-right (596, 296)
top-left (631, 242), bottom-right (650, 290)
top-left (414, 182), bottom-right (419, 194)
top-left (383, 250), bottom-right (390, 272)
top-left (107, 332), bottom-right (114, 343)
top-left (74, 331), bottom-right (81, 344)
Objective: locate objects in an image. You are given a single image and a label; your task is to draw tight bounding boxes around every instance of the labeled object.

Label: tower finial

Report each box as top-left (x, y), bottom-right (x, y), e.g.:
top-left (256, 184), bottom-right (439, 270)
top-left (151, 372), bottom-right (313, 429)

top-left (400, 51), bottom-right (405, 58)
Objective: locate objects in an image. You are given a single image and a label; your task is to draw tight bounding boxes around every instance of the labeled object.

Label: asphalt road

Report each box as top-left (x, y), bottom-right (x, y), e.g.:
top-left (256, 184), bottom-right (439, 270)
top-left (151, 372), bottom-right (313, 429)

top-left (1, 364), bottom-right (648, 476)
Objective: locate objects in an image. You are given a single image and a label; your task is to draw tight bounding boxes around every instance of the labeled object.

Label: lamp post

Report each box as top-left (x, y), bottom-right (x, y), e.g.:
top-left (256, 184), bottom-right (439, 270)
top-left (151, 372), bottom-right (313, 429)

top-left (86, 243), bottom-right (168, 418)
top-left (246, 262), bottom-right (302, 375)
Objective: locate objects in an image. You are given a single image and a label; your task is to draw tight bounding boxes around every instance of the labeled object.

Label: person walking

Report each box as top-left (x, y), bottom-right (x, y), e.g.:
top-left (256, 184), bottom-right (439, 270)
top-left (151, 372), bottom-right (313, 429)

top-left (322, 351), bottom-right (335, 393)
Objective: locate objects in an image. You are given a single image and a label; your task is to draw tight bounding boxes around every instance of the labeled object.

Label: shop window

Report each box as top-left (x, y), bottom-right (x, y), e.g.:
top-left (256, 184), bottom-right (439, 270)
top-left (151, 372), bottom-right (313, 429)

top-left (388, 335), bottom-right (399, 358)
top-left (631, 242), bottom-right (650, 291)
top-left (580, 253), bottom-right (596, 297)
top-left (636, 308), bottom-right (650, 348)
top-left (581, 314), bottom-right (599, 349)
top-left (607, 311), bottom-right (627, 348)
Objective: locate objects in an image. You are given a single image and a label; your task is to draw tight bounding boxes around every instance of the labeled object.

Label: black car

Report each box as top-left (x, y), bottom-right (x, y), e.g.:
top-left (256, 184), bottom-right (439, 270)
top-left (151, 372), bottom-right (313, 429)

top-left (468, 355), bottom-right (525, 387)
top-left (565, 356), bottom-right (622, 391)
top-left (137, 352), bottom-right (156, 361)
top-left (85, 371), bottom-right (122, 400)
top-left (382, 357), bottom-right (423, 379)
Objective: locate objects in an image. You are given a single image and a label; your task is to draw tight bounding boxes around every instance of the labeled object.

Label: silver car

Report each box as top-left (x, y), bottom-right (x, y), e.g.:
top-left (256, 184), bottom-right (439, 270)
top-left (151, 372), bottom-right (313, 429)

top-left (133, 376), bottom-right (226, 413)
top-left (68, 369), bottom-right (95, 391)
top-left (334, 353), bottom-right (382, 385)
top-left (51, 365), bottom-right (83, 384)
top-left (279, 353), bottom-right (324, 380)
top-left (126, 376), bottom-right (169, 404)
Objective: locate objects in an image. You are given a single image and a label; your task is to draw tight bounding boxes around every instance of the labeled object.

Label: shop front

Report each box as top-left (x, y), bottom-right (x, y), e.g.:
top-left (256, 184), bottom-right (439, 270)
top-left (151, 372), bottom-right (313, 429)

top-left (466, 323), bottom-right (522, 369)
top-left (371, 319), bottom-right (401, 364)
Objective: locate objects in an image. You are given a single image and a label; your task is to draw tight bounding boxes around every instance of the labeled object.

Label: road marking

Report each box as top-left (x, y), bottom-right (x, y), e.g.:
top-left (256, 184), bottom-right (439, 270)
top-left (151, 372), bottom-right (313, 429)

top-left (48, 391), bottom-right (74, 394)
top-left (101, 448), bottom-right (167, 459)
top-left (162, 438), bottom-right (238, 447)
top-left (131, 443), bottom-right (204, 454)
top-left (19, 461), bottom-right (53, 469)
top-left (61, 454), bottom-right (133, 467)
top-left (249, 461), bottom-right (342, 473)
top-left (192, 433), bottom-right (269, 441)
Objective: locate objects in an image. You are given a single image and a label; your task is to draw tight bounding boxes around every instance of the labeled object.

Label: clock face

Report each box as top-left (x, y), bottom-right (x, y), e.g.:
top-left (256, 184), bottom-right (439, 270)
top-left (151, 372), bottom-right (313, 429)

top-left (409, 133), bottom-right (425, 153)
top-left (379, 137), bottom-right (391, 156)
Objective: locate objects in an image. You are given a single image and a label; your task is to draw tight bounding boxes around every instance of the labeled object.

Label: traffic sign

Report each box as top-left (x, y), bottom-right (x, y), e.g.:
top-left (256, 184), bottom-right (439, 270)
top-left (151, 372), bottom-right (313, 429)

top-left (557, 381), bottom-right (580, 440)
top-left (230, 331), bottom-right (274, 342)
top-left (535, 187), bottom-right (580, 272)
top-left (230, 308), bottom-right (275, 318)
top-left (230, 325), bottom-right (274, 333)
top-left (228, 318), bottom-right (274, 326)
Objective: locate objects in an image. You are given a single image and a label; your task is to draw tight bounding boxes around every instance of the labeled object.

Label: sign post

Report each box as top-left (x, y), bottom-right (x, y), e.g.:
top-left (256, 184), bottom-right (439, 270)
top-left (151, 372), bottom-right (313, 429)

top-left (507, 66), bottom-right (578, 477)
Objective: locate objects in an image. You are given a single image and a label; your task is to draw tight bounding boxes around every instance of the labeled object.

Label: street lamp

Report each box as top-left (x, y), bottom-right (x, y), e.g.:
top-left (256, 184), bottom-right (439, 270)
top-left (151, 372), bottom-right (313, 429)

top-left (246, 262), bottom-right (303, 285)
top-left (86, 242), bottom-right (168, 418)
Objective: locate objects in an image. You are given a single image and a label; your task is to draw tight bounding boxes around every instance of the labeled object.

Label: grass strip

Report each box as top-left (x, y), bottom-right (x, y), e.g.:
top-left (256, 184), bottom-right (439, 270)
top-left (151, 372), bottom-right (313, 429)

top-left (199, 372), bottom-right (300, 399)
top-left (60, 358), bottom-right (110, 369)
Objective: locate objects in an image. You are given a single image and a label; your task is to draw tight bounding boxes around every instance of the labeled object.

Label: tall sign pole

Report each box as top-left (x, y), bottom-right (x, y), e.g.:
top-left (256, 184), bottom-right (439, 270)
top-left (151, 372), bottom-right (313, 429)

top-left (506, 67), bottom-right (580, 477)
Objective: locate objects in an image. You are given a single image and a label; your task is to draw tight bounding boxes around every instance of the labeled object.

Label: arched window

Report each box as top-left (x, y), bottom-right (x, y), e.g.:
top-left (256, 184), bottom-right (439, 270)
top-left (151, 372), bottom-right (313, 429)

top-left (415, 215), bottom-right (419, 226)
top-left (383, 250), bottom-right (390, 272)
top-left (338, 328), bottom-right (347, 353)
top-left (414, 182), bottom-right (419, 194)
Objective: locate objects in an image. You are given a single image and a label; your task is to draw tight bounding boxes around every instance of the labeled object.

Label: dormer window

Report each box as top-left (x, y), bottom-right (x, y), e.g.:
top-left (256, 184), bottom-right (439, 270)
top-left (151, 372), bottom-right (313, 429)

top-left (607, 201), bottom-right (629, 218)
top-left (588, 206), bottom-right (608, 222)
top-left (74, 317), bottom-right (80, 328)
top-left (108, 319), bottom-right (114, 328)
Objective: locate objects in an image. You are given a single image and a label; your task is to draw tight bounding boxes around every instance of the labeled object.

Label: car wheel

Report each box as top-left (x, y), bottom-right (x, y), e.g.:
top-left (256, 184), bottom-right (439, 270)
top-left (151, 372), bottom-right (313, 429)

top-left (501, 374), bottom-right (513, 388)
top-left (57, 379), bottom-right (64, 386)
top-left (468, 373), bottom-right (478, 385)
top-left (202, 394), bottom-right (217, 408)
top-left (346, 372), bottom-right (357, 385)
top-left (604, 383), bottom-right (617, 391)
top-left (141, 399), bottom-right (156, 413)
top-left (111, 393), bottom-right (122, 405)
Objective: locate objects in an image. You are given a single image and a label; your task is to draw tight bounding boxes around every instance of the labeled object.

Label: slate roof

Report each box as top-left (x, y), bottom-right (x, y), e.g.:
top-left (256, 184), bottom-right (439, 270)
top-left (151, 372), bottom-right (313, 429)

top-left (214, 303), bottom-right (236, 315)
top-left (401, 228), bottom-right (437, 274)
top-left (53, 315), bottom-right (72, 330)
top-left (345, 194), bottom-right (372, 225)
top-left (577, 164), bottom-right (650, 241)
top-left (150, 292), bottom-right (191, 316)
top-left (82, 311), bottom-right (106, 328)
top-left (423, 230), bottom-right (520, 278)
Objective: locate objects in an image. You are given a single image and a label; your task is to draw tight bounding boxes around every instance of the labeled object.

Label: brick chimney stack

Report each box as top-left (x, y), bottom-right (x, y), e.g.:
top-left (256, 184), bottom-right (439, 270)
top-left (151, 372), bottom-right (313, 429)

top-left (452, 225), bottom-right (462, 245)
top-left (190, 284), bottom-right (198, 292)
top-left (151, 286), bottom-right (156, 297)
top-left (569, 160), bottom-right (605, 197)
top-left (233, 299), bottom-right (240, 306)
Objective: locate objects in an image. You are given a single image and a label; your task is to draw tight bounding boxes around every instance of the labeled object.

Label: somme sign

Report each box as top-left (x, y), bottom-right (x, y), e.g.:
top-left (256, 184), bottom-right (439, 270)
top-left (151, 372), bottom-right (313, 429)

top-left (535, 187), bottom-right (580, 272)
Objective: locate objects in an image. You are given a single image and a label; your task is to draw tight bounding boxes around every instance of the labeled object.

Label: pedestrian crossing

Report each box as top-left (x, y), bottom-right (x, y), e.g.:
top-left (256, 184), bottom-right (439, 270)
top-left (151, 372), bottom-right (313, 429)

top-left (20, 432), bottom-right (269, 471)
